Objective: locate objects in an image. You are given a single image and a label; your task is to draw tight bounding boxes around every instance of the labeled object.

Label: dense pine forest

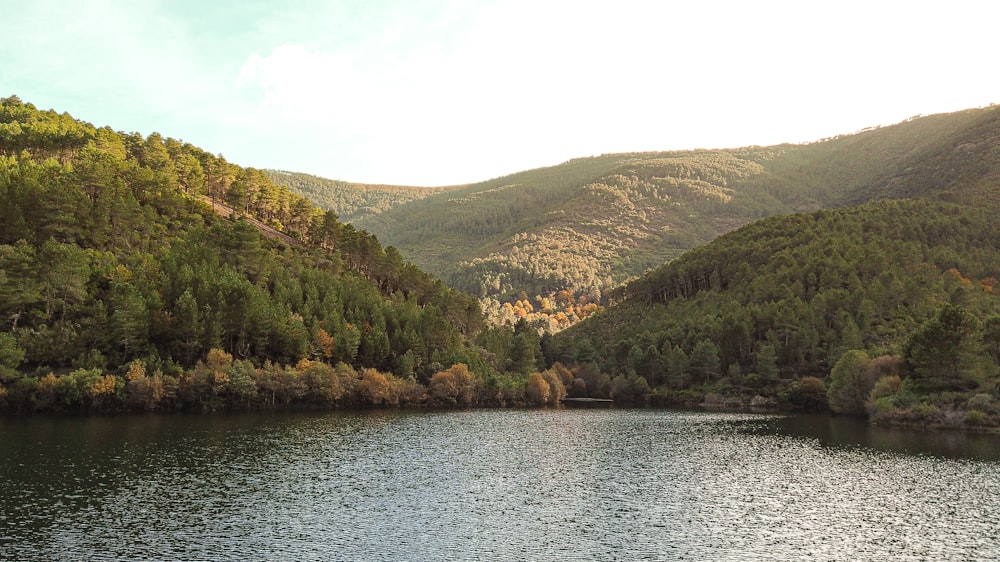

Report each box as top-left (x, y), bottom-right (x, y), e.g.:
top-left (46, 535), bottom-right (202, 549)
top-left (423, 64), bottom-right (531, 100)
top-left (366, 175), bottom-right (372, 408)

top-left (0, 96), bottom-right (564, 414)
top-left (549, 199), bottom-right (1000, 426)
top-left (4, 95), bottom-right (1000, 428)
top-left (537, 108), bottom-right (1000, 427)
top-left (276, 102), bottom-right (1000, 428)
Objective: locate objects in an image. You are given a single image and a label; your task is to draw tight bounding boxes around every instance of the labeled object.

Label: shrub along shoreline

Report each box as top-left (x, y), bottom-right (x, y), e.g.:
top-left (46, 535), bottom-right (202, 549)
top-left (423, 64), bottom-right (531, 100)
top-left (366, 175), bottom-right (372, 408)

top-left (6, 348), bottom-right (1000, 435)
top-left (0, 351), bottom-right (579, 415)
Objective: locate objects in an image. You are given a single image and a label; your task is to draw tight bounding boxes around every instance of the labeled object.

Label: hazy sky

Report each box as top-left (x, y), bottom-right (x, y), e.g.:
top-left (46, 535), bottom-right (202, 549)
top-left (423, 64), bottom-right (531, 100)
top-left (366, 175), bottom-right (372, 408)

top-left (3, 0), bottom-right (997, 186)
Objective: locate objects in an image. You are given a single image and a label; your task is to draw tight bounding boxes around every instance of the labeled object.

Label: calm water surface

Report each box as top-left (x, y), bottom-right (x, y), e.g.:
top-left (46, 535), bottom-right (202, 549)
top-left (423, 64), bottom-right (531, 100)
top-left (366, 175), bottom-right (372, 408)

top-left (2, 409), bottom-right (1000, 561)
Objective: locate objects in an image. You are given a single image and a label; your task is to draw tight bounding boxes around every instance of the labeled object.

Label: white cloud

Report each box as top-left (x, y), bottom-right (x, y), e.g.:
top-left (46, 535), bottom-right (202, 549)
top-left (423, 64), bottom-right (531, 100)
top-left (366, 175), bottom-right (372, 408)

top-left (4, 0), bottom-right (998, 185)
top-left (238, 44), bottom-right (349, 118)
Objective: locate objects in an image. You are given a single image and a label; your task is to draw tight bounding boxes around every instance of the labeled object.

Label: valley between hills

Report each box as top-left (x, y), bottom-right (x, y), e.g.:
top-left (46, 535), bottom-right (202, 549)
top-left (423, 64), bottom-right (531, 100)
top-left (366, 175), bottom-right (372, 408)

top-left (3, 95), bottom-right (1000, 428)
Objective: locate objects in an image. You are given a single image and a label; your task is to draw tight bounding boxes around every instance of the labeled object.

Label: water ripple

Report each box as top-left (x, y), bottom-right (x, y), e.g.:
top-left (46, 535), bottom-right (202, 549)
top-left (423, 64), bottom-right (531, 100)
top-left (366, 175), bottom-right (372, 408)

top-left (2, 410), bottom-right (1000, 560)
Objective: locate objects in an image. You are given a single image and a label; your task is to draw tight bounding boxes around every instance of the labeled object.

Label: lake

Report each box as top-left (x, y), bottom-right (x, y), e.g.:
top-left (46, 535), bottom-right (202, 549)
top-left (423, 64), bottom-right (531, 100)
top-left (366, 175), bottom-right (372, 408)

top-left (2, 409), bottom-right (1000, 560)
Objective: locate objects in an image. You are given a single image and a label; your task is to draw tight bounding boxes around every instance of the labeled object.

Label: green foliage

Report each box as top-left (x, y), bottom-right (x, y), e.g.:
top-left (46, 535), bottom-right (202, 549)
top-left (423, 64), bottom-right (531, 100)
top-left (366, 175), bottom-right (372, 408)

top-left (508, 319), bottom-right (543, 376)
top-left (556, 196), bottom-right (1000, 414)
top-left (904, 305), bottom-right (982, 393)
top-left (332, 106), bottom-right (1000, 338)
top-left (264, 170), bottom-right (452, 222)
top-left (867, 375), bottom-right (903, 408)
top-left (787, 376), bottom-right (828, 412)
top-left (0, 333), bottom-right (24, 370)
top-left (7, 94), bottom-right (1000, 425)
top-left (827, 350), bottom-right (876, 415)
top-left (982, 315), bottom-right (1000, 366)
top-left (753, 343), bottom-right (779, 384)
top-left (610, 373), bottom-right (651, 404)
top-left (966, 393), bottom-right (995, 414)
top-left (688, 340), bottom-right (721, 384)
top-left (965, 409), bottom-right (987, 425)
top-left (355, 150), bottom-right (799, 312)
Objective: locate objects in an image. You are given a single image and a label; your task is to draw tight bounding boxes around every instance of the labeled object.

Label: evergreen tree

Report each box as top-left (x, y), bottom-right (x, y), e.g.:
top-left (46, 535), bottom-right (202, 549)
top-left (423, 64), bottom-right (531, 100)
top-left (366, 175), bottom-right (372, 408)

top-left (904, 305), bottom-right (981, 392)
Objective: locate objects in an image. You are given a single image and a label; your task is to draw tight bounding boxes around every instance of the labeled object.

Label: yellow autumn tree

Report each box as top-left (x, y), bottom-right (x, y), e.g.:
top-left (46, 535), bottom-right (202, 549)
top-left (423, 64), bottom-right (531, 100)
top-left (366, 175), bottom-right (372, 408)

top-left (428, 363), bottom-right (476, 406)
top-left (525, 372), bottom-right (550, 406)
top-left (206, 348), bottom-right (233, 391)
top-left (358, 368), bottom-right (397, 406)
top-left (314, 328), bottom-right (335, 360)
top-left (36, 372), bottom-right (60, 409)
top-left (123, 359), bottom-right (165, 410)
top-left (90, 374), bottom-right (119, 397)
top-left (126, 359), bottom-right (147, 381)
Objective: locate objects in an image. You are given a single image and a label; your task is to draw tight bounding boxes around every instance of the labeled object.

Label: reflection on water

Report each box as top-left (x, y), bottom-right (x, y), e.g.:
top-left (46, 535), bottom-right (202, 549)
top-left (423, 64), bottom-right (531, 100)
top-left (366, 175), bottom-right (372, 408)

top-left (2, 410), bottom-right (1000, 560)
top-left (751, 413), bottom-right (1000, 461)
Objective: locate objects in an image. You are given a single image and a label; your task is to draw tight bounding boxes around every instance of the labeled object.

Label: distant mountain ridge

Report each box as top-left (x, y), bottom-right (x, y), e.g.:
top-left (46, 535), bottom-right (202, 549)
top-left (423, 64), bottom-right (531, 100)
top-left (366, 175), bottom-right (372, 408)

top-left (263, 170), bottom-right (457, 222)
top-left (270, 105), bottom-right (1000, 331)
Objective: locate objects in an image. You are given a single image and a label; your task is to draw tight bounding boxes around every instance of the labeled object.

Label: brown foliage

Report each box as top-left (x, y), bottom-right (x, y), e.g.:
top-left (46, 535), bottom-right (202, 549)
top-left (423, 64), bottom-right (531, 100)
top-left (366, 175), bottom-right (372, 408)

top-left (392, 377), bottom-right (427, 406)
top-left (313, 328), bottom-right (335, 360)
top-left (525, 372), bottom-right (550, 406)
top-left (551, 362), bottom-right (575, 387)
top-left (358, 368), bottom-right (397, 406)
top-left (428, 363), bottom-right (475, 406)
top-left (541, 369), bottom-right (567, 405)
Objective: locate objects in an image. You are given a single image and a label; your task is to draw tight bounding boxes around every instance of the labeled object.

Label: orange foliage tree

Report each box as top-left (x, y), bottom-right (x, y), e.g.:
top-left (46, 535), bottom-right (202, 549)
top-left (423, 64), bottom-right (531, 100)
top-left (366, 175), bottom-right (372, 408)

top-left (525, 372), bottom-right (550, 406)
top-left (428, 363), bottom-right (476, 405)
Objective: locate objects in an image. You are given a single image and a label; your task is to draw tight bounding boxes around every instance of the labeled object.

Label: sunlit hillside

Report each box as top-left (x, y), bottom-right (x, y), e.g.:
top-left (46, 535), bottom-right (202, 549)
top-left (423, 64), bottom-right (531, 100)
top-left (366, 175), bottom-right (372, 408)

top-left (264, 170), bottom-right (458, 222)
top-left (290, 105), bottom-right (1000, 330)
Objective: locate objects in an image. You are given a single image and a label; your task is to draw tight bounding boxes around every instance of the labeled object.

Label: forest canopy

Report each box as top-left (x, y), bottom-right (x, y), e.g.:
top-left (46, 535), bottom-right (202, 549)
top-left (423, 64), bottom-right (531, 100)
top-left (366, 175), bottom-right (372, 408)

top-left (548, 197), bottom-right (1000, 425)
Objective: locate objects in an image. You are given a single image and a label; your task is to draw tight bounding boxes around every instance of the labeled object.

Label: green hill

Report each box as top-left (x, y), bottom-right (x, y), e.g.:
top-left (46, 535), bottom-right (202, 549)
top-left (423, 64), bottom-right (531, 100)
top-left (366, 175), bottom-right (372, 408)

top-left (543, 106), bottom-right (1000, 418)
top-left (263, 169), bottom-right (456, 222)
top-left (751, 107), bottom-right (1000, 207)
top-left (0, 95), bottom-right (551, 414)
top-left (547, 198), bottom-right (1000, 423)
top-left (351, 150), bottom-right (788, 298)
top-left (331, 106), bottom-right (1000, 330)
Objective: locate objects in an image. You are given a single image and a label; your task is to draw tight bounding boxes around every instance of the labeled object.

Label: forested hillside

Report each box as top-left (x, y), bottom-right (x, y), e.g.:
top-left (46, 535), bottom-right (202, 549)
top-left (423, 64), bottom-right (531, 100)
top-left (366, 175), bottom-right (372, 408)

top-left (264, 170), bottom-right (455, 222)
top-left (548, 199), bottom-right (1000, 426)
top-left (0, 96), bottom-right (562, 414)
top-left (756, 108), bottom-right (1000, 207)
top-left (352, 149), bottom-right (801, 328)
top-left (5, 94), bottom-right (1000, 424)
top-left (340, 106), bottom-right (1000, 330)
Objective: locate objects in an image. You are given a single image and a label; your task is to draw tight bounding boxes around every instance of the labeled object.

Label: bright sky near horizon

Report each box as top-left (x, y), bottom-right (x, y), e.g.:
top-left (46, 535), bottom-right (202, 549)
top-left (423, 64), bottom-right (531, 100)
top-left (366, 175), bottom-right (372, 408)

top-left (2, 0), bottom-right (997, 186)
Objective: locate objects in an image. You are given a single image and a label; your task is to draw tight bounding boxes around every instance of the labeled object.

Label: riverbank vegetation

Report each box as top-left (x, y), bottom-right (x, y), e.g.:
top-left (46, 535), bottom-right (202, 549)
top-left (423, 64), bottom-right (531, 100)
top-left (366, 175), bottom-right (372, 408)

top-left (0, 349), bottom-right (580, 414)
